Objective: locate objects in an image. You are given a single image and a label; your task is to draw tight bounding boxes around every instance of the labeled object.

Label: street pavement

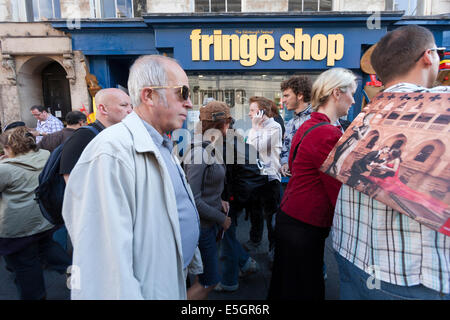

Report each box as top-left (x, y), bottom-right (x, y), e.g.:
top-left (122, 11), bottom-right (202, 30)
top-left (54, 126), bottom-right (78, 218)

top-left (0, 211), bottom-right (340, 300)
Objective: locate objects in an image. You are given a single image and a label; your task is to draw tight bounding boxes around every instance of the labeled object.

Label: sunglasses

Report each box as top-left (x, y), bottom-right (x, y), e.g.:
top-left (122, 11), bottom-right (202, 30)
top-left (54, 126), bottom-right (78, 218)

top-left (414, 47), bottom-right (446, 62)
top-left (145, 85), bottom-right (190, 101)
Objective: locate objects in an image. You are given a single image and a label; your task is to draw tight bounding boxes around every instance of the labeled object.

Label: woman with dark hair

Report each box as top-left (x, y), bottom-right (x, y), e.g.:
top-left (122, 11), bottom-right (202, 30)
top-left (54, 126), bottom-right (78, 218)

top-left (184, 101), bottom-right (232, 299)
top-left (0, 127), bottom-right (71, 300)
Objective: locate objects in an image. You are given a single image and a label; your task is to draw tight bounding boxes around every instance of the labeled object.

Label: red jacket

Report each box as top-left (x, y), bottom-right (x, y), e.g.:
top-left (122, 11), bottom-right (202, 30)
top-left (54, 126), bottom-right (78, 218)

top-left (281, 112), bottom-right (342, 228)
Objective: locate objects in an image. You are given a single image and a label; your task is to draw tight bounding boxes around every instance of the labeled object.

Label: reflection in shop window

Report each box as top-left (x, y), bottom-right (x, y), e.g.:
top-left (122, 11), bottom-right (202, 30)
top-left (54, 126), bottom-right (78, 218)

top-left (289, 0), bottom-right (332, 11)
top-left (414, 145), bottom-right (434, 163)
top-left (195, 0), bottom-right (241, 12)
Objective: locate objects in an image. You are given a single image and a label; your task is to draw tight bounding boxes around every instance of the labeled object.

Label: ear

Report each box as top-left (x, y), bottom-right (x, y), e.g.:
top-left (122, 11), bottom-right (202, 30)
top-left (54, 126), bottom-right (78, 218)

top-left (140, 87), bottom-right (155, 107)
top-left (297, 94), bottom-right (304, 101)
top-left (332, 88), bottom-right (341, 100)
top-left (97, 103), bottom-right (108, 115)
top-left (422, 49), bottom-right (433, 66)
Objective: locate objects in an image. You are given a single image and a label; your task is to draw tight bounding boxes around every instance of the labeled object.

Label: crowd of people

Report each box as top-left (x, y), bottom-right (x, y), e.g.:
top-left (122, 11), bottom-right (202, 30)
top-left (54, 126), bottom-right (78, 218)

top-left (0, 25), bottom-right (448, 300)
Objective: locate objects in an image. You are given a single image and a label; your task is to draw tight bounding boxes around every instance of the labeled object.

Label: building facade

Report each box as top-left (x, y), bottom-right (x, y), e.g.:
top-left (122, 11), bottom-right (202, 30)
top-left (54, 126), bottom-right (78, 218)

top-left (0, 0), bottom-right (449, 130)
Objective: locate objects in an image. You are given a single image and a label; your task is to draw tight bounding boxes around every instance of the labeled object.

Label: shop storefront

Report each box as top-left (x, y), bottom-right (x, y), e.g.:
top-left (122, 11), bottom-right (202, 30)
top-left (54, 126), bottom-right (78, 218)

top-left (51, 13), bottom-right (449, 131)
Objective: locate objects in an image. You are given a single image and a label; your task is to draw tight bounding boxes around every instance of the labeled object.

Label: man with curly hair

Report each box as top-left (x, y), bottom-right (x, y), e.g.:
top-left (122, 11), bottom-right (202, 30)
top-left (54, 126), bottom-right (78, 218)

top-left (279, 76), bottom-right (312, 177)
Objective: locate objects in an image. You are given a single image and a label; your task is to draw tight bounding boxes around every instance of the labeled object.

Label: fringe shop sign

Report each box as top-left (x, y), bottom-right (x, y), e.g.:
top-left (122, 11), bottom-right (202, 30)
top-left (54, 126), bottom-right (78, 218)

top-left (190, 28), bottom-right (344, 67)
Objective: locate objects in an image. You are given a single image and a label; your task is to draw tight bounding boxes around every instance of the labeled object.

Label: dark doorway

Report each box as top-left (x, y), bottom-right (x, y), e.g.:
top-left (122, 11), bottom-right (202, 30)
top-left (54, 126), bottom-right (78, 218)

top-left (42, 62), bottom-right (72, 121)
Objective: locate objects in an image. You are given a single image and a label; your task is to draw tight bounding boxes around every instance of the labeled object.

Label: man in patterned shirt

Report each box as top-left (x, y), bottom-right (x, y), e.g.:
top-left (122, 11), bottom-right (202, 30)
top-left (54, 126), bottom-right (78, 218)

top-left (333, 25), bottom-right (449, 299)
top-left (30, 105), bottom-right (64, 143)
top-left (279, 76), bottom-right (312, 177)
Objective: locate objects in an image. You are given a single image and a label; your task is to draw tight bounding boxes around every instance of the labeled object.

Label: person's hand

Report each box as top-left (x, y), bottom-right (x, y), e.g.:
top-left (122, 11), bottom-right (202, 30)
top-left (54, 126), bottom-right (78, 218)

top-left (252, 110), bottom-right (266, 128)
top-left (221, 200), bottom-right (230, 214)
top-left (30, 130), bottom-right (40, 137)
top-left (222, 216), bottom-right (232, 231)
top-left (280, 163), bottom-right (291, 177)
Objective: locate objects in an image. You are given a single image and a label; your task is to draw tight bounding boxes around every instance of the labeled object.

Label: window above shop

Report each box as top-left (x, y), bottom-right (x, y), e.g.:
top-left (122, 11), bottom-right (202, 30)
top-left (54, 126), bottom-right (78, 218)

top-left (91, 0), bottom-right (134, 18)
top-left (288, 0), bottom-right (332, 11)
top-left (195, 0), bottom-right (242, 13)
top-left (385, 0), bottom-right (421, 15)
top-left (15, 0), bottom-right (61, 21)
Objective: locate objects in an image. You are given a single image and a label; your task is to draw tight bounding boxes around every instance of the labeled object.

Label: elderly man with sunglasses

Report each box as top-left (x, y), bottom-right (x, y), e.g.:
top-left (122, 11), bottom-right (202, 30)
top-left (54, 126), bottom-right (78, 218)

top-left (62, 55), bottom-right (202, 300)
top-left (332, 25), bottom-right (449, 300)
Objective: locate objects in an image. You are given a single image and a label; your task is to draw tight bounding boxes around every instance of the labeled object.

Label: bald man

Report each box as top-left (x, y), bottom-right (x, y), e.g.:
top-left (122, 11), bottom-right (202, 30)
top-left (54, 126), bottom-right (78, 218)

top-left (60, 88), bottom-right (132, 183)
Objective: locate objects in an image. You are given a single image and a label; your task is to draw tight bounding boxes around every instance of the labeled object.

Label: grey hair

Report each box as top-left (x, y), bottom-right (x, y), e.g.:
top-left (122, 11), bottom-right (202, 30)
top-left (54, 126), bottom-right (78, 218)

top-left (127, 55), bottom-right (179, 107)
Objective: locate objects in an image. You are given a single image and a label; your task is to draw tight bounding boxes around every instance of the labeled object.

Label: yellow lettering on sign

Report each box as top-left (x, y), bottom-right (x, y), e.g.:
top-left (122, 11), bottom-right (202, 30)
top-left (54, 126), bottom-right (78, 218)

top-left (189, 29), bottom-right (345, 66)
top-left (214, 30), bottom-right (222, 60)
top-left (294, 28), bottom-right (311, 60)
top-left (222, 34), bottom-right (240, 60)
top-left (311, 34), bottom-right (327, 61)
top-left (190, 29), bottom-right (201, 61)
top-left (279, 34), bottom-right (295, 61)
top-left (201, 34), bottom-right (214, 61)
top-left (258, 34), bottom-right (275, 61)
top-left (327, 34), bottom-right (344, 66)
top-left (240, 34), bottom-right (257, 67)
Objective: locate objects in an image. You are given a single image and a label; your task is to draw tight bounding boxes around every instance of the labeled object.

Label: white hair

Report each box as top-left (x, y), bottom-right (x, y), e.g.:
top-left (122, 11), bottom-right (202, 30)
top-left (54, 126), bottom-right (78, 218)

top-left (127, 55), bottom-right (179, 107)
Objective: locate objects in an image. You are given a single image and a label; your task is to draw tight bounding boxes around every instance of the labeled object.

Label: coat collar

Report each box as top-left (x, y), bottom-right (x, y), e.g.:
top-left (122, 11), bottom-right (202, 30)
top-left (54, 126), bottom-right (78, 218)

top-left (121, 112), bottom-right (160, 154)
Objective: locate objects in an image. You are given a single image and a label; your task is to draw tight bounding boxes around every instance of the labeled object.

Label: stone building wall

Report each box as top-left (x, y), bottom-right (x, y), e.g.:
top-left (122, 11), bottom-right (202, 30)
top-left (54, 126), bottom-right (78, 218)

top-left (0, 22), bottom-right (90, 129)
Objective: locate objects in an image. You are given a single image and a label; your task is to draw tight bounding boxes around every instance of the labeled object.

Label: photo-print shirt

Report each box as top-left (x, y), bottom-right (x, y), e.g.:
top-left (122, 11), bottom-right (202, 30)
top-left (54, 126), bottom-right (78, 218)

top-left (332, 83), bottom-right (450, 294)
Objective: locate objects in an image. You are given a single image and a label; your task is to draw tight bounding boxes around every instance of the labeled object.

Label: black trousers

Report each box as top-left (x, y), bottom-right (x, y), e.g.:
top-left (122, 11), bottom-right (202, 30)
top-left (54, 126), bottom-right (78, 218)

top-left (247, 180), bottom-right (281, 248)
top-left (268, 209), bottom-right (330, 300)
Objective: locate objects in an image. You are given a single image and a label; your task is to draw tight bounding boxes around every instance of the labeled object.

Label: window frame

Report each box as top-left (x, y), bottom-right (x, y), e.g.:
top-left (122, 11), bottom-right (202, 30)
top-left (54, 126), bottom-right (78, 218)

top-left (32, 0), bottom-right (61, 21)
top-left (288, 0), bottom-right (332, 12)
top-left (91, 0), bottom-right (134, 18)
top-left (195, 0), bottom-right (242, 13)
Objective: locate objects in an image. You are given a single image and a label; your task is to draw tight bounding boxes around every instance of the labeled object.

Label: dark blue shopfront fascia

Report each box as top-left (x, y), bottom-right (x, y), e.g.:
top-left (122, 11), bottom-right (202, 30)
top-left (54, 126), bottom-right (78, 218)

top-left (52, 13), bottom-right (448, 120)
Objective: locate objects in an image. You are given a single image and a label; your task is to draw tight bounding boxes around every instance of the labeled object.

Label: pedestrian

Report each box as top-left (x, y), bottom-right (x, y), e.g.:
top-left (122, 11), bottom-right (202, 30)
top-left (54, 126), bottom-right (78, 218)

top-left (0, 127), bottom-right (71, 300)
top-left (30, 105), bottom-right (64, 143)
top-left (245, 96), bottom-right (282, 262)
top-left (268, 67), bottom-right (357, 300)
top-left (38, 111), bottom-right (87, 153)
top-left (279, 76), bottom-right (313, 177)
top-left (214, 127), bottom-right (261, 292)
top-left (62, 55), bottom-right (202, 299)
top-left (183, 101), bottom-right (232, 299)
top-left (333, 25), bottom-right (450, 300)
top-left (60, 88), bottom-right (132, 184)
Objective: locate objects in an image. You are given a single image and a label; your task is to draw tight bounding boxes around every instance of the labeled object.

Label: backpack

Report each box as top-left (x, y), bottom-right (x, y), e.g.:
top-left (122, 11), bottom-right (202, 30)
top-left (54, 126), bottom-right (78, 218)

top-left (222, 135), bottom-right (269, 206)
top-left (35, 125), bottom-right (100, 226)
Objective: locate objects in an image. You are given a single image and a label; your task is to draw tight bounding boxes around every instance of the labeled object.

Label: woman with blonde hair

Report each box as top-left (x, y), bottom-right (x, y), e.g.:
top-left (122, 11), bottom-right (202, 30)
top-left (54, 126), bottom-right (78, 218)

top-left (268, 68), bottom-right (357, 300)
top-left (0, 127), bottom-right (71, 300)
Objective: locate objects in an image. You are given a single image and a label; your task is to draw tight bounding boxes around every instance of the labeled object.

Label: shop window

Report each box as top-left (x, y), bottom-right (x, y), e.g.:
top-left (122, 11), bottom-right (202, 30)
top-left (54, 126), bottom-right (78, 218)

top-left (414, 145), bottom-right (434, 163)
top-left (288, 0), bottom-right (332, 11)
top-left (195, 0), bottom-right (241, 13)
top-left (32, 0), bottom-right (61, 20)
top-left (91, 0), bottom-right (133, 18)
